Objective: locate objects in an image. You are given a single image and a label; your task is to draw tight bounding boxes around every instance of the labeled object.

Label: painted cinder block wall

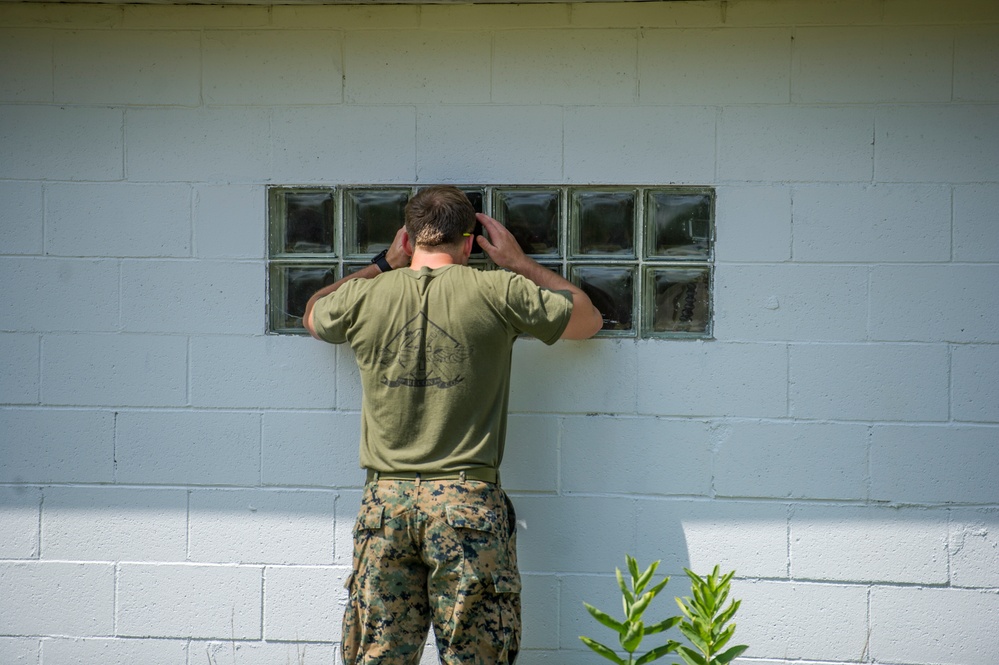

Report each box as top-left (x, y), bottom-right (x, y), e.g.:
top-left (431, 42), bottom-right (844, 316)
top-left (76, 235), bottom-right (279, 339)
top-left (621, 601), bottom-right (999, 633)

top-left (1, 0), bottom-right (998, 663)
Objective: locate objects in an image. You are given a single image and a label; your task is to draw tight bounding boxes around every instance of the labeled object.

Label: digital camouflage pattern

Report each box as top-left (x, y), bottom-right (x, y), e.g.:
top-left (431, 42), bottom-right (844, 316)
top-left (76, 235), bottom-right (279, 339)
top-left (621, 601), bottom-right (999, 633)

top-left (343, 478), bottom-right (521, 665)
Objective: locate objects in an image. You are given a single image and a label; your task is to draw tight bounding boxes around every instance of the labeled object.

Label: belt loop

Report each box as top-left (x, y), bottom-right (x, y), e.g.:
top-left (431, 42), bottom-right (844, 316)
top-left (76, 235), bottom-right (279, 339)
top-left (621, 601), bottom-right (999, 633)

top-left (415, 472), bottom-right (421, 486)
top-left (373, 471), bottom-right (380, 481)
top-left (459, 470), bottom-right (467, 483)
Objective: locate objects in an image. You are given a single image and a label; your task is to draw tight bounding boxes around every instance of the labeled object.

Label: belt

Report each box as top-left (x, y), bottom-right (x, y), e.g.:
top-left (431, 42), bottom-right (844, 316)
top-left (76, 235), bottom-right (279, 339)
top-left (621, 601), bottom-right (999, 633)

top-left (365, 468), bottom-right (498, 484)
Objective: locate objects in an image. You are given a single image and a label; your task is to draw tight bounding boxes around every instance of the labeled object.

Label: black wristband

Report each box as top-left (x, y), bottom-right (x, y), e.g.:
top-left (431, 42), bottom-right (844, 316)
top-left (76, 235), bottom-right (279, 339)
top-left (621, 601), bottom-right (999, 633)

top-left (371, 248), bottom-right (392, 273)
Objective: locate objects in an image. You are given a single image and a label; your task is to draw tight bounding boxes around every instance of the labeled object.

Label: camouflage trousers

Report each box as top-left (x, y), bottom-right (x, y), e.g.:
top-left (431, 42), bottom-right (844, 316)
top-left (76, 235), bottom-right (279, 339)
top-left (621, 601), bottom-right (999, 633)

top-left (342, 477), bottom-right (521, 665)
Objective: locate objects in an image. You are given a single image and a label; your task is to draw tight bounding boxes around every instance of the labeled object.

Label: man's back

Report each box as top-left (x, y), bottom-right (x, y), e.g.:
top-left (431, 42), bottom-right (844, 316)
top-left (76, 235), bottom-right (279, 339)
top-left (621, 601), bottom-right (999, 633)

top-left (311, 263), bottom-right (572, 474)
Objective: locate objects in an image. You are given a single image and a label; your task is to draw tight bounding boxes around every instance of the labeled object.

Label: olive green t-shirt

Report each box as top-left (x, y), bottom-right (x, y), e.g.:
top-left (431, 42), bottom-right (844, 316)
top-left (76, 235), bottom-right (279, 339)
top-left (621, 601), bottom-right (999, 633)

top-left (311, 264), bottom-right (574, 474)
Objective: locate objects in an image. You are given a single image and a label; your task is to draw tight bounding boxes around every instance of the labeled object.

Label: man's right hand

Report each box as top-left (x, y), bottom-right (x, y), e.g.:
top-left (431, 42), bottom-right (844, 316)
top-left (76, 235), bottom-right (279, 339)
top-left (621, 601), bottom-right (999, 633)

top-left (475, 213), bottom-right (528, 272)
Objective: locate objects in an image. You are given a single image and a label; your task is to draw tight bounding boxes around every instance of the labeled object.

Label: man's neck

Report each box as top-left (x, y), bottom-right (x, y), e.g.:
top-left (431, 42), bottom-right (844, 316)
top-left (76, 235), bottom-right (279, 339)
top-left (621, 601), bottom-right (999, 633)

top-left (408, 247), bottom-right (466, 271)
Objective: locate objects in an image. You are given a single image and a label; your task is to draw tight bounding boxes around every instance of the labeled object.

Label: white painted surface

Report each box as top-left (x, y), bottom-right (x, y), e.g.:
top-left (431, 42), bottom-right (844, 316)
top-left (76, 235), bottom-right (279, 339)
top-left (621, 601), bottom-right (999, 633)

top-left (1, 2), bottom-right (997, 664)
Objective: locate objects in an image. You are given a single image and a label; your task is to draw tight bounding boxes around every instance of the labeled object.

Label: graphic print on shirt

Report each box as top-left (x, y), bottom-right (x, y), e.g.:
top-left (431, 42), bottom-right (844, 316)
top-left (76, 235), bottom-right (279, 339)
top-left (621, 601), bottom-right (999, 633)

top-left (378, 312), bottom-right (468, 389)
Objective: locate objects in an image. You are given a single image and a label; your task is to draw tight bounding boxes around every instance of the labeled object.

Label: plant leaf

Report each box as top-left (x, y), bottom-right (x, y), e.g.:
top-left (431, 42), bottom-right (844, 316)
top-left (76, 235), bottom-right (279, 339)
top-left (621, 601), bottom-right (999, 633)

top-left (675, 645), bottom-right (707, 665)
top-left (635, 641), bottom-right (679, 665)
top-left (635, 560), bottom-right (659, 594)
top-left (584, 602), bottom-right (626, 635)
top-left (715, 644), bottom-right (749, 664)
top-left (580, 636), bottom-right (627, 665)
top-left (644, 616), bottom-right (681, 635)
top-left (621, 621), bottom-right (644, 653)
top-left (627, 555), bottom-right (641, 582)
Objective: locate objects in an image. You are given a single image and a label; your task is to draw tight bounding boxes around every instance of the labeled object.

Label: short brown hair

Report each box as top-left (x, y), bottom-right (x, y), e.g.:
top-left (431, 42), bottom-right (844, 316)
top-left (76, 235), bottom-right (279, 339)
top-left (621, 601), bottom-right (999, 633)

top-left (405, 186), bottom-right (475, 247)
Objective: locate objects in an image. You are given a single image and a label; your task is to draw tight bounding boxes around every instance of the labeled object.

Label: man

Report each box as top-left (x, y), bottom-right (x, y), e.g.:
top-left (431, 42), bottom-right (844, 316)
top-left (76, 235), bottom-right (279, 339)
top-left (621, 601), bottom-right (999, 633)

top-left (303, 186), bottom-right (603, 665)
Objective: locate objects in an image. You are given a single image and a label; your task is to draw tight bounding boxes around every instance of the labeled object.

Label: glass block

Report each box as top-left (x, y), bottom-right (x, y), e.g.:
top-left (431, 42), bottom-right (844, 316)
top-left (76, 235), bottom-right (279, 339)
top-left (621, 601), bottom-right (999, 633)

top-left (644, 266), bottom-right (711, 336)
top-left (345, 188), bottom-right (410, 256)
top-left (493, 188), bottom-right (561, 257)
top-left (460, 188), bottom-right (485, 214)
top-left (645, 189), bottom-right (713, 259)
top-left (268, 188), bottom-right (335, 256)
top-left (571, 264), bottom-right (636, 335)
top-left (570, 188), bottom-right (636, 257)
top-left (269, 264), bottom-right (337, 332)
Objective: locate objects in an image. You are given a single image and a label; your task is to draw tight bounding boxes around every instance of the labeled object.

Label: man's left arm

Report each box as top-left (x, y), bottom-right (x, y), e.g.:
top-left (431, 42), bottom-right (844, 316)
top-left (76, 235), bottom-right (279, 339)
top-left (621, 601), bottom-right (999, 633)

top-left (303, 227), bottom-right (410, 340)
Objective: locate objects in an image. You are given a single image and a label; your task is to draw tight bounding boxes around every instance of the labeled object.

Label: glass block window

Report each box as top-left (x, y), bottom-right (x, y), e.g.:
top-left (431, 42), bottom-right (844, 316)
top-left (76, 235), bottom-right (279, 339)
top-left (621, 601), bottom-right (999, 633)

top-left (267, 185), bottom-right (714, 338)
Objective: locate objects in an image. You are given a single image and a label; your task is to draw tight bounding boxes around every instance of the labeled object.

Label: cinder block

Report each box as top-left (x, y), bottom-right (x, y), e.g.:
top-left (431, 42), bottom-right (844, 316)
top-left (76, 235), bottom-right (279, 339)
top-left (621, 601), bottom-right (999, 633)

top-left (563, 106), bottom-right (716, 184)
top-left (54, 30), bottom-right (200, 106)
top-left (117, 563), bottom-right (262, 639)
top-left (0, 637), bottom-right (39, 665)
top-left (561, 416), bottom-right (712, 496)
top-left (636, 341), bottom-right (788, 418)
top-left (950, 508), bottom-right (999, 588)
top-left (42, 487), bottom-right (187, 562)
top-left (884, 0), bottom-right (999, 25)
top-left (515, 496), bottom-right (637, 573)
top-left (714, 186), bottom-right (792, 262)
top-left (416, 106), bottom-right (563, 184)
top-left (263, 565), bottom-right (349, 641)
top-left (116, 410), bottom-right (260, 486)
top-left (954, 184), bottom-right (999, 261)
top-left (204, 30), bottom-right (342, 106)
top-left (791, 183), bottom-right (951, 262)
top-left (121, 260), bottom-right (262, 334)
top-left (42, 334), bottom-right (188, 407)
top-left (521, 574), bottom-right (559, 650)
top-left (789, 343), bottom-right (949, 421)
top-left (493, 30), bottom-right (636, 105)
top-left (952, 345), bottom-right (999, 423)
top-left (0, 181), bottom-right (42, 255)
top-left (262, 411), bottom-right (363, 488)
top-left (199, 641), bottom-right (337, 665)
top-left (870, 265), bottom-right (999, 343)
top-left (713, 264), bottom-right (869, 342)
top-left (955, 26), bottom-right (999, 102)
top-left (0, 561), bottom-right (114, 636)
top-left (0, 105), bottom-right (123, 181)
top-left (875, 105), bottom-right (999, 183)
top-left (870, 586), bottom-right (999, 665)
top-left (126, 108), bottom-right (270, 183)
top-left (870, 424), bottom-right (999, 504)
top-left (791, 505), bottom-right (948, 584)
top-left (46, 183), bottom-right (192, 258)
top-left (714, 421), bottom-right (869, 500)
top-left (336, 344), bottom-right (363, 411)
top-left (1, 258), bottom-right (118, 332)
top-left (510, 339), bottom-right (637, 415)
top-left (640, 28), bottom-right (790, 105)
top-left (571, 0), bottom-right (721, 28)
top-left (0, 334), bottom-right (39, 404)
top-left (0, 29), bottom-right (52, 103)
top-left (637, 499), bottom-right (789, 579)
top-left (560, 573), bottom-right (629, 654)
top-left (123, 4), bottom-right (271, 29)
top-left (792, 27), bottom-right (952, 103)
top-left (189, 489), bottom-right (335, 565)
top-left (190, 336), bottom-right (337, 409)
top-left (727, 0), bottom-right (882, 25)
top-left (502, 414), bottom-right (559, 492)
top-left (345, 30), bottom-right (490, 104)
top-left (0, 486), bottom-right (40, 559)
top-left (40, 637), bottom-right (188, 665)
top-left (425, 3), bottom-right (568, 29)
top-left (719, 106), bottom-right (874, 182)
top-left (270, 4), bottom-right (417, 30)
top-left (731, 580), bottom-right (868, 661)
top-left (0, 408), bottom-right (114, 483)
top-left (194, 185), bottom-right (265, 259)
top-left (334, 489), bottom-right (362, 566)
top-left (271, 106), bottom-right (417, 184)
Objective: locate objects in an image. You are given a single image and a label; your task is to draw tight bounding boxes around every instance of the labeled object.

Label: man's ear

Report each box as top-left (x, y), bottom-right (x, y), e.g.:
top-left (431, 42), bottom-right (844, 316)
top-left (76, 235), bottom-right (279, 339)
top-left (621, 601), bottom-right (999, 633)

top-left (402, 231), bottom-right (415, 256)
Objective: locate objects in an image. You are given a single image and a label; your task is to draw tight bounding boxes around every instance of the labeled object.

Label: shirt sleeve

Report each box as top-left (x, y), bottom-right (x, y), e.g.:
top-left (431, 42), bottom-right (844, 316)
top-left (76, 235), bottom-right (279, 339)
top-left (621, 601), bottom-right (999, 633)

top-left (503, 273), bottom-right (574, 345)
top-left (310, 281), bottom-right (362, 344)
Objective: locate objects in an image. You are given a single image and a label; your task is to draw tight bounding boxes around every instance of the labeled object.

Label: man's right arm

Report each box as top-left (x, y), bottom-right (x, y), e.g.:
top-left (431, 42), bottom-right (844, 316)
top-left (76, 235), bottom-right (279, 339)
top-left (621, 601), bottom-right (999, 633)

top-left (475, 213), bottom-right (604, 340)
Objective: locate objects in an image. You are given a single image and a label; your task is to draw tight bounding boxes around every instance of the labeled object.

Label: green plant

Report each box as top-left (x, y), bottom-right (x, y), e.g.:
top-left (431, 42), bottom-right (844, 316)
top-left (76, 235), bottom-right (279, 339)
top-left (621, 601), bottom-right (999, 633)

top-left (673, 566), bottom-right (748, 665)
top-left (580, 557), bottom-right (748, 665)
top-left (579, 555), bottom-right (680, 665)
